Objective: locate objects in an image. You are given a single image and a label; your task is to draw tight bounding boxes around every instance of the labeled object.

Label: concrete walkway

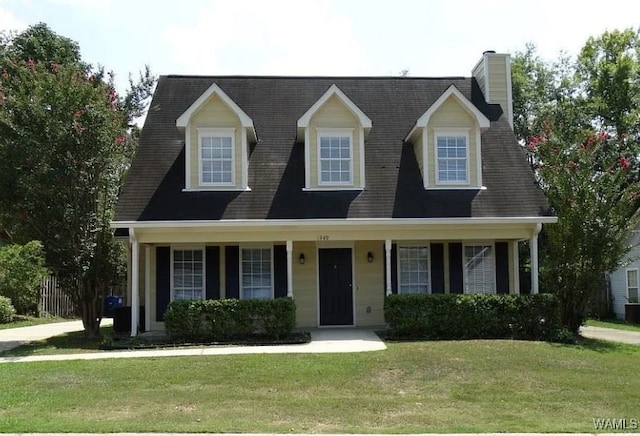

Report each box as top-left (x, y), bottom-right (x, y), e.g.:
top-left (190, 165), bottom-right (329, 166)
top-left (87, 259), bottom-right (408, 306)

top-left (580, 325), bottom-right (640, 345)
top-left (0, 319), bottom-right (113, 353)
top-left (3, 433), bottom-right (640, 436)
top-left (0, 327), bottom-right (386, 364)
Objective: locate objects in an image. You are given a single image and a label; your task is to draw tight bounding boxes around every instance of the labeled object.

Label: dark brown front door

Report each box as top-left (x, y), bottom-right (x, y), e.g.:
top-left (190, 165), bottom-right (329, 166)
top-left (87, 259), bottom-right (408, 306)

top-left (319, 248), bottom-right (353, 326)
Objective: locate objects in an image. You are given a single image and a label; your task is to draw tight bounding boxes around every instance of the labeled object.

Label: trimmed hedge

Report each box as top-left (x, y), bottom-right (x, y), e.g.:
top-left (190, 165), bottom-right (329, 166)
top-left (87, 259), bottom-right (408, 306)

top-left (0, 296), bottom-right (16, 324)
top-left (384, 293), bottom-right (570, 342)
top-left (164, 297), bottom-right (296, 342)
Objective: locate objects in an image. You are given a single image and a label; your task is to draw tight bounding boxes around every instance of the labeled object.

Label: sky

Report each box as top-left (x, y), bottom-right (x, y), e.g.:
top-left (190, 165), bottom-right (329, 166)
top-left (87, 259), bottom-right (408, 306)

top-left (1, 0), bottom-right (639, 94)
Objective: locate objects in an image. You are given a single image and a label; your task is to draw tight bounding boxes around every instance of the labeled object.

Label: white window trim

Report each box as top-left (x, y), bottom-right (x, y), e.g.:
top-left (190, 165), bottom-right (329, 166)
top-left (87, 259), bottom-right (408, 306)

top-left (239, 244), bottom-right (275, 300)
top-left (434, 128), bottom-right (471, 186)
top-left (198, 127), bottom-right (236, 187)
top-left (316, 128), bottom-right (354, 186)
top-left (170, 246), bottom-right (206, 302)
top-left (396, 243), bottom-right (431, 294)
top-left (462, 241), bottom-right (496, 294)
top-left (626, 268), bottom-right (639, 303)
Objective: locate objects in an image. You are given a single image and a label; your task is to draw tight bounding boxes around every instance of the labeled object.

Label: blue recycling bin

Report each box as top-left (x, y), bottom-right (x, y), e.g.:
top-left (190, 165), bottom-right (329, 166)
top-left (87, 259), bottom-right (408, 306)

top-left (104, 295), bottom-right (124, 317)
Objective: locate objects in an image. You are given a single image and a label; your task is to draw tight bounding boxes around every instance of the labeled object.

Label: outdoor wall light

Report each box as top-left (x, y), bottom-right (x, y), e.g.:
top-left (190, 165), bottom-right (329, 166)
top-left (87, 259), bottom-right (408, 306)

top-left (367, 251), bottom-right (374, 263)
top-left (299, 253), bottom-right (305, 265)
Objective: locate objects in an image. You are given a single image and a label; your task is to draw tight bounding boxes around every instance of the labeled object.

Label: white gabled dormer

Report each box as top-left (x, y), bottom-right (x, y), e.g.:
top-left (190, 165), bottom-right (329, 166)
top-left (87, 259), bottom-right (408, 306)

top-left (176, 83), bottom-right (257, 191)
top-left (405, 85), bottom-right (490, 190)
top-left (297, 84), bottom-right (372, 191)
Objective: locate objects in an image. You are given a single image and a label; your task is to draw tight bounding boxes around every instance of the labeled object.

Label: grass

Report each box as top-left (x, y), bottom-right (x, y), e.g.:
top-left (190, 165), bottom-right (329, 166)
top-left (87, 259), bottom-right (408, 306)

top-left (0, 339), bottom-right (638, 433)
top-left (586, 318), bottom-right (640, 332)
top-left (0, 326), bottom-right (112, 357)
top-left (0, 315), bottom-right (68, 330)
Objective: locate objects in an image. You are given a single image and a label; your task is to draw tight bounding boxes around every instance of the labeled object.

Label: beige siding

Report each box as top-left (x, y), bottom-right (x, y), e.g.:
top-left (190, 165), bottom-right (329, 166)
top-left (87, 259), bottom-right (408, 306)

top-left (354, 241), bottom-right (385, 326)
top-left (487, 55), bottom-right (509, 115)
top-left (189, 94), bottom-right (243, 189)
top-left (292, 241), bottom-right (317, 327)
top-left (308, 95), bottom-right (361, 188)
top-left (426, 96), bottom-right (479, 187)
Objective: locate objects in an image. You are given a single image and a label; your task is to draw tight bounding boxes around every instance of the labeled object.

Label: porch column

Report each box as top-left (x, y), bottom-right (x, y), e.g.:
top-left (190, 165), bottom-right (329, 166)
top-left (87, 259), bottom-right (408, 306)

top-left (130, 229), bottom-right (139, 337)
top-left (385, 239), bottom-right (392, 296)
top-left (530, 223), bottom-right (542, 295)
top-left (144, 245), bottom-right (151, 332)
top-left (511, 240), bottom-right (520, 295)
top-left (286, 240), bottom-right (293, 298)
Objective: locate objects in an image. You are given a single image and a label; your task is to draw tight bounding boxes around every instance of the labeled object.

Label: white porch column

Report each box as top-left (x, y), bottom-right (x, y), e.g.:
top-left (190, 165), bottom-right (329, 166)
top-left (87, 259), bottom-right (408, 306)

top-left (511, 240), bottom-right (520, 295)
top-left (144, 245), bottom-right (151, 332)
top-left (385, 239), bottom-right (392, 296)
top-left (130, 228), bottom-right (139, 337)
top-left (530, 223), bottom-right (542, 295)
top-left (286, 240), bottom-right (293, 298)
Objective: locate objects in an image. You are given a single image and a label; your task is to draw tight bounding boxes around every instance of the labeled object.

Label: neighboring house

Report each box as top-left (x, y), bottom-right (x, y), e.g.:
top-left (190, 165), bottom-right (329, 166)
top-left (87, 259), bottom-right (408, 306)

top-left (609, 230), bottom-right (640, 319)
top-left (112, 51), bottom-right (556, 336)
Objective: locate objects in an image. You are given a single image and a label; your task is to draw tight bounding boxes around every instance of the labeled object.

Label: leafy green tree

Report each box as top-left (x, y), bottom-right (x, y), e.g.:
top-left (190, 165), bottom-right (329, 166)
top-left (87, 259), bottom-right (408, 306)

top-left (0, 24), bottom-right (154, 337)
top-left (0, 241), bottom-right (48, 314)
top-left (528, 129), bottom-right (640, 334)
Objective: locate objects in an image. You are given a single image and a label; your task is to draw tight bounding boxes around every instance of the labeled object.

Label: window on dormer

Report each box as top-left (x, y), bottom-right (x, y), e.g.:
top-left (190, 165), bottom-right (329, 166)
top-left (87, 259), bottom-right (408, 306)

top-left (435, 131), bottom-right (469, 184)
top-left (318, 130), bottom-right (353, 185)
top-left (199, 128), bottom-right (235, 185)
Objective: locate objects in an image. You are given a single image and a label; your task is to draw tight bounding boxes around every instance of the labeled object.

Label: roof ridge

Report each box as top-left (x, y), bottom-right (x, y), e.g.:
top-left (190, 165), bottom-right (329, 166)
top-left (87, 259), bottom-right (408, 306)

top-left (161, 74), bottom-right (470, 80)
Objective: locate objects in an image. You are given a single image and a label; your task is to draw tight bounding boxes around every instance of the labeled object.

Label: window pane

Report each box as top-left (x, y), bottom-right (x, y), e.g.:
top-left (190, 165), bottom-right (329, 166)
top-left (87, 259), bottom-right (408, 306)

top-left (464, 245), bottom-right (494, 294)
top-left (319, 135), bottom-right (351, 184)
top-left (437, 135), bottom-right (467, 183)
top-left (173, 249), bottom-right (204, 301)
top-left (201, 135), bottom-right (233, 185)
top-left (242, 248), bottom-right (272, 300)
top-left (399, 246), bottom-right (429, 294)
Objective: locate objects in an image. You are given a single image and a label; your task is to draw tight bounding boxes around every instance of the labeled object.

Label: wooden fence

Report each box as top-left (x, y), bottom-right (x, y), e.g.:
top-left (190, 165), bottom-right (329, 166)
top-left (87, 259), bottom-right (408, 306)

top-left (40, 275), bottom-right (75, 318)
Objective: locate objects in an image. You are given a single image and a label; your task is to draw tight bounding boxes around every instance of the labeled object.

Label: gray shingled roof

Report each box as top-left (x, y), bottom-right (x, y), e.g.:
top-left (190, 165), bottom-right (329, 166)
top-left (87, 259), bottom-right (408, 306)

top-left (114, 75), bottom-right (551, 222)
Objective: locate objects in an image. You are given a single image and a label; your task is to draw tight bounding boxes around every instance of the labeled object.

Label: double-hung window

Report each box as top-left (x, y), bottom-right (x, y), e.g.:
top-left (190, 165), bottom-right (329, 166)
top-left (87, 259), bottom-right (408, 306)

top-left (199, 128), bottom-right (234, 185)
top-left (398, 246), bottom-right (429, 294)
top-left (318, 130), bottom-right (352, 185)
top-left (173, 249), bottom-right (204, 301)
top-left (627, 269), bottom-right (639, 303)
top-left (436, 130), bottom-right (469, 184)
top-left (241, 247), bottom-right (272, 300)
top-left (464, 244), bottom-right (494, 294)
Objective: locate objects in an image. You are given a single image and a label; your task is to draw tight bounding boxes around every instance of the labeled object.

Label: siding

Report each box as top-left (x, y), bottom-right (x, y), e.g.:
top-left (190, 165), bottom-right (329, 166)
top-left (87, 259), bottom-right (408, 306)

top-left (292, 241), bottom-right (317, 327)
top-left (426, 96), bottom-right (479, 187)
top-left (487, 55), bottom-right (509, 112)
top-left (308, 95), bottom-right (361, 188)
top-left (610, 231), bottom-right (640, 318)
top-left (189, 94), bottom-right (244, 189)
top-left (354, 241), bottom-right (385, 326)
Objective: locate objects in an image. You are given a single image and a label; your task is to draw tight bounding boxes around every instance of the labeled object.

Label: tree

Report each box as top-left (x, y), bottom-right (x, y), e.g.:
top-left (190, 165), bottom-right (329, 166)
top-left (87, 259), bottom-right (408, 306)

top-left (528, 129), bottom-right (640, 334)
top-left (0, 24), bottom-right (154, 337)
top-left (0, 241), bottom-right (48, 314)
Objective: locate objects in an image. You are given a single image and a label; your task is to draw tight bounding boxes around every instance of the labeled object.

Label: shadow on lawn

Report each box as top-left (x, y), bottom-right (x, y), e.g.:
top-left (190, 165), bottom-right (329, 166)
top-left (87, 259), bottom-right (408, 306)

top-left (553, 336), bottom-right (637, 354)
top-left (0, 326), bottom-right (111, 357)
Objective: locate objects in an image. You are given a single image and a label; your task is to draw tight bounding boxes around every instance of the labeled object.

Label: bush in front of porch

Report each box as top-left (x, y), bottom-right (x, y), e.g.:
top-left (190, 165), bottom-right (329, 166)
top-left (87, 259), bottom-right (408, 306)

top-left (164, 297), bottom-right (296, 342)
top-left (384, 294), bottom-right (570, 342)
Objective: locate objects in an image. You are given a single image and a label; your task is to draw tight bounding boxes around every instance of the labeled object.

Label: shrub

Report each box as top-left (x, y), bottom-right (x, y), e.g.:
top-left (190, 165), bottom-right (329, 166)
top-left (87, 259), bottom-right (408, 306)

top-left (164, 297), bottom-right (296, 342)
top-left (384, 293), bottom-right (569, 342)
top-left (0, 296), bottom-right (16, 323)
top-left (0, 241), bottom-right (49, 315)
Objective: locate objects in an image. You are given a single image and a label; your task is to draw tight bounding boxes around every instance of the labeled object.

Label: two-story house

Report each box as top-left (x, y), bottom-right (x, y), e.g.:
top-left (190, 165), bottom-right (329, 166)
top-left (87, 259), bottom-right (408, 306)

top-left (112, 52), bottom-right (555, 335)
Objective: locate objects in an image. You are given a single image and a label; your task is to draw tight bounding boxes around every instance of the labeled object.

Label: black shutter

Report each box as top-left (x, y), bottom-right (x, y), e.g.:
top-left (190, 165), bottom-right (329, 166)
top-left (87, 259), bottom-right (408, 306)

top-left (431, 243), bottom-right (445, 294)
top-left (205, 246), bottom-right (220, 299)
top-left (156, 246), bottom-right (170, 321)
top-left (225, 245), bottom-right (240, 299)
top-left (391, 244), bottom-right (398, 294)
top-left (449, 243), bottom-right (463, 294)
top-left (495, 242), bottom-right (509, 294)
top-left (273, 245), bottom-right (287, 298)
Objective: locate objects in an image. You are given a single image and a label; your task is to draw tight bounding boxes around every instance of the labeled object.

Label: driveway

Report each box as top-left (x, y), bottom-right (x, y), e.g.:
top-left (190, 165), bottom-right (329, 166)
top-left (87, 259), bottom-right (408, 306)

top-left (580, 325), bottom-right (640, 345)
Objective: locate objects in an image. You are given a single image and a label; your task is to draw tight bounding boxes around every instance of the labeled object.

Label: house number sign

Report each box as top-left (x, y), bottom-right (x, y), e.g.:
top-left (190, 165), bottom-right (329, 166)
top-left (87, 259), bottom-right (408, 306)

top-left (317, 235), bottom-right (330, 241)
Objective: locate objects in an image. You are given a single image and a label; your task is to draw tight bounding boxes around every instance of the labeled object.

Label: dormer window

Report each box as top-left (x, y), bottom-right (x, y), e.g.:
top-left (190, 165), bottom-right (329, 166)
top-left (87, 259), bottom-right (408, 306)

top-left (199, 128), bottom-right (235, 185)
top-left (318, 129), bottom-right (353, 185)
top-left (176, 83), bottom-right (256, 192)
top-left (435, 129), bottom-right (469, 184)
top-left (297, 84), bottom-right (371, 191)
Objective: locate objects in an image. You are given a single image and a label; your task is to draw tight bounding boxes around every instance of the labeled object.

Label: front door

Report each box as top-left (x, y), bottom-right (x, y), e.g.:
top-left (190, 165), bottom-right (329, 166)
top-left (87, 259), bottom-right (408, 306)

top-left (319, 248), bottom-right (353, 326)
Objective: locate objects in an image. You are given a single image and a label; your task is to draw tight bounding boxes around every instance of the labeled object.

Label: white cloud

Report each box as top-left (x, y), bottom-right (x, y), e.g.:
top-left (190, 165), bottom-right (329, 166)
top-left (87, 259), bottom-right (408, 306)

top-left (0, 5), bottom-right (26, 34)
top-left (162, 0), bottom-right (370, 76)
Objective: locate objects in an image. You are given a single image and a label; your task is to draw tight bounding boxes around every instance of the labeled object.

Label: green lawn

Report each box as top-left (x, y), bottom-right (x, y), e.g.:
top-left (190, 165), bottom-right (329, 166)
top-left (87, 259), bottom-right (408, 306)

top-left (0, 326), bottom-right (111, 357)
top-left (586, 318), bottom-right (640, 332)
top-left (0, 315), bottom-right (68, 330)
top-left (0, 339), bottom-right (638, 433)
